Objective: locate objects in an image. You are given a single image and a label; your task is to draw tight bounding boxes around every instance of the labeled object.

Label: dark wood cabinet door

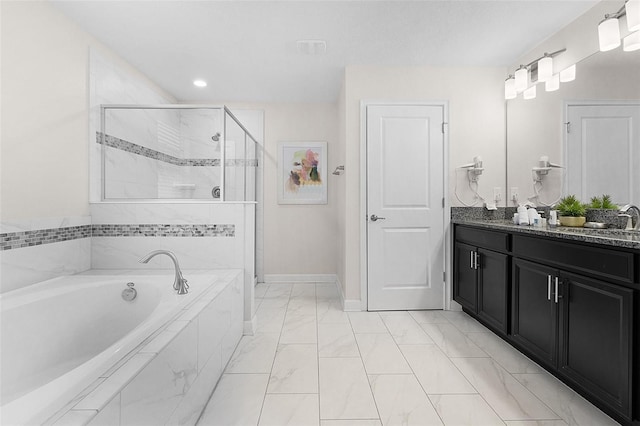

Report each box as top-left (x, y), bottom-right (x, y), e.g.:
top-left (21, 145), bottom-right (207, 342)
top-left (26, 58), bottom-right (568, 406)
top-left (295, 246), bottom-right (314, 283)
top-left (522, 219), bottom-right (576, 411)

top-left (477, 248), bottom-right (509, 335)
top-left (454, 242), bottom-right (477, 311)
top-left (558, 272), bottom-right (633, 420)
top-left (511, 258), bottom-right (558, 369)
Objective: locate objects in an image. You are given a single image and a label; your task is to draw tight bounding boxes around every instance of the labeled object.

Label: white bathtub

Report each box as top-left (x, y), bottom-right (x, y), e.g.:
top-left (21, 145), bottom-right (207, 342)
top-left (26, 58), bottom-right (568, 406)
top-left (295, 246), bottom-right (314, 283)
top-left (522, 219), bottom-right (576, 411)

top-left (0, 269), bottom-right (243, 426)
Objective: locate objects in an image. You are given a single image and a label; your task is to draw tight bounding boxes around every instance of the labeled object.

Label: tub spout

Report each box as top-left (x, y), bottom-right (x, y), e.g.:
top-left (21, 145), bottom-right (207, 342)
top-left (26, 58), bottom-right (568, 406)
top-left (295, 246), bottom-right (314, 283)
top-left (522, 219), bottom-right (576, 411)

top-left (139, 250), bottom-right (189, 295)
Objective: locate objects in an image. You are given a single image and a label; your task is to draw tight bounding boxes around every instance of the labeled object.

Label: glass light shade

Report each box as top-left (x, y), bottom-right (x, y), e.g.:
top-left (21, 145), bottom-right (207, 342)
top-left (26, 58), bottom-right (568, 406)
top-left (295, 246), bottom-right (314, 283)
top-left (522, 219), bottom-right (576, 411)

top-left (514, 67), bottom-right (528, 92)
top-left (626, 0), bottom-right (640, 32)
top-left (193, 79), bottom-right (207, 87)
top-left (523, 85), bottom-right (537, 100)
top-left (545, 74), bottom-right (560, 92)
top-left (504, 78), bottom-right (517, 99)
top-left (623, 31), bottom-right (640, 51)
top-left (598, 17), bottom-right (621, 51)
top-left (537, 56), bottom-right (553, 82)
top-left (560, 64), bottom-right (576, 82)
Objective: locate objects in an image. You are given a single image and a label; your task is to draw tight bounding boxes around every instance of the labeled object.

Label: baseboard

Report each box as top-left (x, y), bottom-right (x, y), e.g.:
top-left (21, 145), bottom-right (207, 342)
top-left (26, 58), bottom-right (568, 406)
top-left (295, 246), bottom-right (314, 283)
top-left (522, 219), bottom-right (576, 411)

top-left (243, 314), bottom-right (257, 336)
top-left (263, 274), bottom-right (336, 284)
top-left (335, 275), bottom-right (362, 312)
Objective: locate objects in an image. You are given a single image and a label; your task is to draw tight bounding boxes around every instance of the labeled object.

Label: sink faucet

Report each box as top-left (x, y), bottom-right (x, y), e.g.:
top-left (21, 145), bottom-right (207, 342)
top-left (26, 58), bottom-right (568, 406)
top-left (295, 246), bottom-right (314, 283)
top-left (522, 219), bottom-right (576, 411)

top-left (619, 205), bottom-right (640, 231)
top-left (139, 250), bottom-right (189, 294)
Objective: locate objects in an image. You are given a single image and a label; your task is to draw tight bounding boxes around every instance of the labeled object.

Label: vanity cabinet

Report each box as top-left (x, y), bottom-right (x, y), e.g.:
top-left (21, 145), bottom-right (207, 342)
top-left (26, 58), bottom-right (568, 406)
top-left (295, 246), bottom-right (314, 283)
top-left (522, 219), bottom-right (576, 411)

top-left (454, 226), bottom-right (509, 335)
top-left (453, 224), bottom-right (638, 424)
top-left (511, 258), bottom-right (558, 368)
top-left (512, 234), bottom-right (634, 420)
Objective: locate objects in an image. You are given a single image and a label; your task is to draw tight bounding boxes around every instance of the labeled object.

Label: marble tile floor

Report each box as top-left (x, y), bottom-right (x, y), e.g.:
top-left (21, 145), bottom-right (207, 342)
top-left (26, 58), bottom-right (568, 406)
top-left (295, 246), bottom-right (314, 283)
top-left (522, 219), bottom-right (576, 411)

top-left (197, 282), bottom-right (619, 426)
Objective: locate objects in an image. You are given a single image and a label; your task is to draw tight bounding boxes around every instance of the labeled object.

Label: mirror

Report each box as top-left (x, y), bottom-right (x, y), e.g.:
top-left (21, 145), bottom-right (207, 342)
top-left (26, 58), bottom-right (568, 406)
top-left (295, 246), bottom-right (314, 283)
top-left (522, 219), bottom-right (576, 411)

top-left (506, 48), bottom-right (640, 208)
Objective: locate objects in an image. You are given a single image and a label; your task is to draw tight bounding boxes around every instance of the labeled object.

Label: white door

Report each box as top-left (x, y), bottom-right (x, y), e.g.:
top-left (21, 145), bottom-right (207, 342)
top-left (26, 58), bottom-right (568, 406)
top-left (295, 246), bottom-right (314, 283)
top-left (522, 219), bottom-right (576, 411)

top-left (366, 104), bottom-right (445, 311)
top-left (566, 103), bottom-right (640, 205)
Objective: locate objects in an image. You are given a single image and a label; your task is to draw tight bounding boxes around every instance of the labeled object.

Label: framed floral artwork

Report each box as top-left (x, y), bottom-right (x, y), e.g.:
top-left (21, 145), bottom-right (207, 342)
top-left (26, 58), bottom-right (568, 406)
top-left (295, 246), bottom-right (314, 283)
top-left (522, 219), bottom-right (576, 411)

top-left (277, 141), bottom-right (328, 204)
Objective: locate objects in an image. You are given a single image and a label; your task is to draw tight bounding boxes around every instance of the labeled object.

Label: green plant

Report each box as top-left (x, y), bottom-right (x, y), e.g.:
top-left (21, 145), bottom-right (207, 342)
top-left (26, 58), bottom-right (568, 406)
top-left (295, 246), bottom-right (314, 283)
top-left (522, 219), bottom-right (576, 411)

top-left (556, 195), bottom-right (587, 217)
top-left (588, 194), bottom-right (618, 209)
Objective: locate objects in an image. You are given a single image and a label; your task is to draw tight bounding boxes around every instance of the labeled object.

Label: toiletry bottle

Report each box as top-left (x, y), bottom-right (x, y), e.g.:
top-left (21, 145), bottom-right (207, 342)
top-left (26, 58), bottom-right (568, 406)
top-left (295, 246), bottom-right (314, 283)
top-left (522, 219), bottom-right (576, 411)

top-left (517, 205), bottom-right (529, 225)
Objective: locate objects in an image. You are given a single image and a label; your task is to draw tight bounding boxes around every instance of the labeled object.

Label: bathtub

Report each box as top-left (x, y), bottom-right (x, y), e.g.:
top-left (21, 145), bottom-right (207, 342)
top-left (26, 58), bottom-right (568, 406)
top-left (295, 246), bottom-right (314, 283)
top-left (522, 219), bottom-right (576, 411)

top-left (0, 269), bottom-right (244, 426)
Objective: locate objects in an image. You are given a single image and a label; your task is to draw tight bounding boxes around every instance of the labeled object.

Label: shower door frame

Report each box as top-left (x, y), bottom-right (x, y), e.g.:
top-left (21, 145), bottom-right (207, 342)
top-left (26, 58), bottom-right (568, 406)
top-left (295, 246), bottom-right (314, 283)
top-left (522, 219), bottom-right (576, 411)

top-left (99, 104), bottom-right (259, 203)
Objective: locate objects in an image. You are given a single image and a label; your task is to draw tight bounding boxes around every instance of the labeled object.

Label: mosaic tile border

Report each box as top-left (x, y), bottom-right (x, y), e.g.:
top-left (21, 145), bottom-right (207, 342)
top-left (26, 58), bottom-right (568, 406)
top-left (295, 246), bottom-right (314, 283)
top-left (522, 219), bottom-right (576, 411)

top-left (97, 133), bottom-right (258, 167)
top-left (1, 225), bottom-right (92, 251)
top-left (91, 224), bottom-right (235, 238)
top-left (1, 224), bottom-right (235, 251)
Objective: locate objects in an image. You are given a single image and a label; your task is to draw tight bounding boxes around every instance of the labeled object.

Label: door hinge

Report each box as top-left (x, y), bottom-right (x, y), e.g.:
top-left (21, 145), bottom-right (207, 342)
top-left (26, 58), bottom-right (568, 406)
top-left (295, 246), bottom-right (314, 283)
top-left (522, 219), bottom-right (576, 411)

top-left (565, 121), bottom-right (571, 133)
top-left (443, 271), bottom-right (446, 282)
top-left (441, 122), bottom-right (448, 134)
top-left (442, 197), bottom-right (445, 208)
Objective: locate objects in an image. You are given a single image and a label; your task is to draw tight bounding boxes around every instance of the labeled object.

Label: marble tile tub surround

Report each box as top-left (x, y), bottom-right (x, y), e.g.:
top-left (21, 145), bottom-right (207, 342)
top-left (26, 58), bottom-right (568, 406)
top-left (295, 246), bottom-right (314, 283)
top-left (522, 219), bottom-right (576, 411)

top-left (198, 281), bottom-right (619, 426)
top-left (0, 216), bottom-right (92, 294)
top-left (49, 269), bottom-right (244, 426)
top-left (1, 203), bottom-right (250, 293)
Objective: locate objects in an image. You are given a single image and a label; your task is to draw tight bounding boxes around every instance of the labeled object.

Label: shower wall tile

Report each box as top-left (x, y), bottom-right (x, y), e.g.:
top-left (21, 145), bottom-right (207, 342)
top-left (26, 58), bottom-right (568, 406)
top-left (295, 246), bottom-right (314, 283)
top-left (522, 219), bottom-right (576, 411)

top-left (89, 48), bottom-right (175, 202)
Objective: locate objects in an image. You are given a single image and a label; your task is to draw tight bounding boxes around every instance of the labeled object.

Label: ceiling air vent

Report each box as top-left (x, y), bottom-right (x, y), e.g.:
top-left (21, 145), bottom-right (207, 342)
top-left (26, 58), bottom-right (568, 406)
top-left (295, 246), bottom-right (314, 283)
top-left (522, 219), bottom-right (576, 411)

top-left (296, 39), bottom-right (327, 55)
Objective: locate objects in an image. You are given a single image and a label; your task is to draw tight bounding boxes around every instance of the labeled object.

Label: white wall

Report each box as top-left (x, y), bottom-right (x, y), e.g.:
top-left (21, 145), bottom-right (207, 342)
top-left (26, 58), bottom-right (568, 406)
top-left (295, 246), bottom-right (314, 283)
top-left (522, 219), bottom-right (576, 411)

top-left (341, 65), bottom-right (506, 301)
top-left (0, 1), bottom-right (168, 221)
top-left (259, 103), bottom-right (340, 276)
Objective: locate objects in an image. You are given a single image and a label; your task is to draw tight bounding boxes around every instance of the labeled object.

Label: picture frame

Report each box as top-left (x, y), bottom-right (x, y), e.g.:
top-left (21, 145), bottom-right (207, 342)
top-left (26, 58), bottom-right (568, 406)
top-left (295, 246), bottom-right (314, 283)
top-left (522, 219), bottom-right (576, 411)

top-left (277, 141), bottom-right (328, 204)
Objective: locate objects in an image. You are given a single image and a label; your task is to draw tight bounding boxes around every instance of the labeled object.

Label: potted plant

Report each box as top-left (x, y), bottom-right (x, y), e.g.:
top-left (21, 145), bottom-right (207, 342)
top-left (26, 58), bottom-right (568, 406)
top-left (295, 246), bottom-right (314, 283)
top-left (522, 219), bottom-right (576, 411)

top-left (586, 194), bottom-right (620, 227)
top-left (556, 195), bottom-right (587, 227)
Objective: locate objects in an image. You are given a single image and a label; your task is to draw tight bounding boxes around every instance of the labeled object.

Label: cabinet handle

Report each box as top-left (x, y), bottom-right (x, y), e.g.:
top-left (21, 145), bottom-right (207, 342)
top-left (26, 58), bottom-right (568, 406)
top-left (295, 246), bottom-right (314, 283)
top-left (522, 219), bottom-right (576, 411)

top-left (470, 251), bottom-right (474, 269)
top-left (547, 275), bottom-right (552, 301)
top-left (555, 277), bottom-right (562, 303)
top-left (474, 252), bottom-right (480, 269)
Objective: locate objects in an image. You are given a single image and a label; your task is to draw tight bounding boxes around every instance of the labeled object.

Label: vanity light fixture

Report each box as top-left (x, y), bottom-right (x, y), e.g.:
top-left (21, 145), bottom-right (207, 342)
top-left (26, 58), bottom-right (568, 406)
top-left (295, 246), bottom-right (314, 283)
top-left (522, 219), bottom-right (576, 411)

top-left (504, 76), bottom-right (517, 99)
top-left (559, 64), bottom-right (576, 82)
top-left (626, 0), bottom-right (640, 31)
top-left (193, 79), bottom-right (207, 88)
top-left (623, 30), bottom-right (640, 50)
top-left (514, 66), bottom-right (528, 92)
top-left (597, 1), bottom-right (640, 52)
top-left (599, 15), bottom-right (622, 51)
top-left (537, 54), bottom-right (554, 82)
top-left (505, 48), bottom-right (566, 100)
top-left (545, 74), bottom-right (560, 92)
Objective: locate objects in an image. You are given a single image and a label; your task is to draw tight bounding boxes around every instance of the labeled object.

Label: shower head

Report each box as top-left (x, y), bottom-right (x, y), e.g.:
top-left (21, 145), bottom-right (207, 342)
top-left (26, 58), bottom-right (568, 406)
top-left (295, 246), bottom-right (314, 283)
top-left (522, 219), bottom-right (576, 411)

top-left (211, 132), bottom-right (221, 142)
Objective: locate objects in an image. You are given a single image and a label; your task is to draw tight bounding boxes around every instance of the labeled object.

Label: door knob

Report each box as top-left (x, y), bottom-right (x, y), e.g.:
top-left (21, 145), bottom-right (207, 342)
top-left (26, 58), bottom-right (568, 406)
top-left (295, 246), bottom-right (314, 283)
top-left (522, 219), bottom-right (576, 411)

top-left (370, 214), bottom-right (386, 221)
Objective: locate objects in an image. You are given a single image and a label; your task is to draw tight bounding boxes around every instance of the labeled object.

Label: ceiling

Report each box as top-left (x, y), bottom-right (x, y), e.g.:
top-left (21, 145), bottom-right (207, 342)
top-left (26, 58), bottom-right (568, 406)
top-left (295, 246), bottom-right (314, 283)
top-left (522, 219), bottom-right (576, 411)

top-left (51, 0), bottom-right (599, 103)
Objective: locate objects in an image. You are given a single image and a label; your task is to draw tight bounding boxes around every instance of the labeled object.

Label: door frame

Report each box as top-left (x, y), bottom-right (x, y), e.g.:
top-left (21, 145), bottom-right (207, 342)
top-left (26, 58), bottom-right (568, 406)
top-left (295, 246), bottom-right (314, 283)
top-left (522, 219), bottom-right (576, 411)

top-left (359, 100), bottom-right (451, 311)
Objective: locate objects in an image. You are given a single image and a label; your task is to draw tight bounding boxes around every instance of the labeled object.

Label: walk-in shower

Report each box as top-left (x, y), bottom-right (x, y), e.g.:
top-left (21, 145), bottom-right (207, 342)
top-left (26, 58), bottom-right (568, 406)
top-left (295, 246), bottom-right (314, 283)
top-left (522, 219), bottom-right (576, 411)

top-left (99, 105), bottom-right (258, 201)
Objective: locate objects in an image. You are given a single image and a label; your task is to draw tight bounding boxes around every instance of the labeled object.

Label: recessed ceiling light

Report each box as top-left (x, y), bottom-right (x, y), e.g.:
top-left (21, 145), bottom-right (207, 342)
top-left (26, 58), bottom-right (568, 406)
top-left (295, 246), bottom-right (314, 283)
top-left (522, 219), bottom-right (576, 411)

top-left (193, 79), bottom-right (207, 88)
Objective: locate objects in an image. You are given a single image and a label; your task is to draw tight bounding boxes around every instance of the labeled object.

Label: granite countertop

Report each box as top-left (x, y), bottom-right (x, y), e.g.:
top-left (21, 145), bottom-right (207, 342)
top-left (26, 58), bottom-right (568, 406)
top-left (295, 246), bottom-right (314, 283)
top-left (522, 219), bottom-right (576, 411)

top-left (452, 219), bottom-right (640, 250)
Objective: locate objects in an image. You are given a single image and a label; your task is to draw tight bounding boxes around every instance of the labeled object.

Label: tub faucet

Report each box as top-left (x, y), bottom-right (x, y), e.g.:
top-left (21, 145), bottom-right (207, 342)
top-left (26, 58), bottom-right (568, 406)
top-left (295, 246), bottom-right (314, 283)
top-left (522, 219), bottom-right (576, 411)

top-left (139, 250), bottom-right (189, 294)
top-left (619, 205), bottom-right (640, 231)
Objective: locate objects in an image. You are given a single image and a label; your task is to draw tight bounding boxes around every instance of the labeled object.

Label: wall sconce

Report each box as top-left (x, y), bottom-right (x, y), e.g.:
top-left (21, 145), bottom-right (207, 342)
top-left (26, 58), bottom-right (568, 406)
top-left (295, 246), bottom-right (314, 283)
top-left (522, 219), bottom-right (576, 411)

top-left (598, 0), bottom-right (640, 52)
top-left (505, 48), bottom-right (567, 100)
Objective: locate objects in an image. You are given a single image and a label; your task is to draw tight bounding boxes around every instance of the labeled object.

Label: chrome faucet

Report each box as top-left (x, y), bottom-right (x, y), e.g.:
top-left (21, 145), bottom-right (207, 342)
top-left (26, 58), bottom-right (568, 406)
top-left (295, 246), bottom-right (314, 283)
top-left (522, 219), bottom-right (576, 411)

top-left (139, 250), bottom-right (189, 294)
top-left (619, 205), bottom-right (640, 231)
